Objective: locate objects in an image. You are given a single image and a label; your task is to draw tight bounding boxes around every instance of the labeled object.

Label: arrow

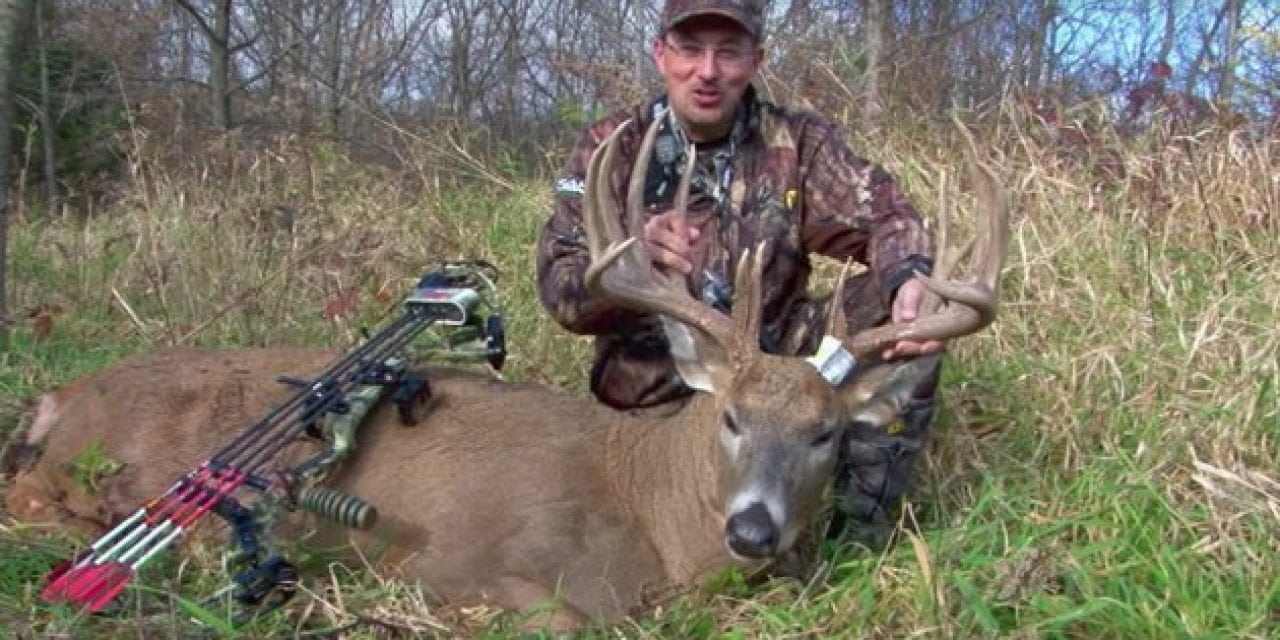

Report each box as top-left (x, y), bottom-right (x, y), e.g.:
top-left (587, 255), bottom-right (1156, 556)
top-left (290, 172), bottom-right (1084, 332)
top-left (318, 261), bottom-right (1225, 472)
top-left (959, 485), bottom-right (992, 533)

top-left (40, 468), bottom-right (207, 602)
top-left (43, 466), bottom-right (244, 612)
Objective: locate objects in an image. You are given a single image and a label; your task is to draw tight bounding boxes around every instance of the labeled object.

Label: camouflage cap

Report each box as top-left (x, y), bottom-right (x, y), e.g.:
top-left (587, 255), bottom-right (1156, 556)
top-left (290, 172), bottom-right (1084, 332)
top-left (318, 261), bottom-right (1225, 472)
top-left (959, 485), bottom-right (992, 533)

top-left (660, 0), bottom-right (765, 42)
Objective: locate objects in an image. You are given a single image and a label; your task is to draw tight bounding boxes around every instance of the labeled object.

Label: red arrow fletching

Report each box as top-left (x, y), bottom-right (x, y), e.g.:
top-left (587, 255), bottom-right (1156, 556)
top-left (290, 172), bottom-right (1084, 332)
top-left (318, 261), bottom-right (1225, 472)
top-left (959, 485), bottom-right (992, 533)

top-left (86, 568), bottom-right (134, 613)
top-left (60, 562), bottom-right (132, 611)
top-left (40, 464), bottom-right (250, 613)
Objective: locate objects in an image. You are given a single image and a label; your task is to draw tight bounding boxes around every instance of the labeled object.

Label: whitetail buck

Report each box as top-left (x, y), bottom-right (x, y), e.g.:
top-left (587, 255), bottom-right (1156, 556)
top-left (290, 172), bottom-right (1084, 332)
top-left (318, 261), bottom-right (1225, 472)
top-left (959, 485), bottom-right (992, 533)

top-left (5, 117), bottom-right (1009, 630)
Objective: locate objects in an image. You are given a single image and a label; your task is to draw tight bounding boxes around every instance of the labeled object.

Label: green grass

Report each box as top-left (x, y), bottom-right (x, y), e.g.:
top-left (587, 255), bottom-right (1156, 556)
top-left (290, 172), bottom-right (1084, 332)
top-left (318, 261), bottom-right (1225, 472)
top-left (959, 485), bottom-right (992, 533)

top-left (1, 112), bottom-right (1277, 638)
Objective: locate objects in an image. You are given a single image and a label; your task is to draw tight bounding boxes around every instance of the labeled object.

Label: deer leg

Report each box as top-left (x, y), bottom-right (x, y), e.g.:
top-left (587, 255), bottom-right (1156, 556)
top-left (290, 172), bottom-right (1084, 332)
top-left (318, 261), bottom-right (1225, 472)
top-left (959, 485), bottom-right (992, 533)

top-left (5, 474), bottom-right (113, 539)
top-left (487, 576), bottom-right (592, 633)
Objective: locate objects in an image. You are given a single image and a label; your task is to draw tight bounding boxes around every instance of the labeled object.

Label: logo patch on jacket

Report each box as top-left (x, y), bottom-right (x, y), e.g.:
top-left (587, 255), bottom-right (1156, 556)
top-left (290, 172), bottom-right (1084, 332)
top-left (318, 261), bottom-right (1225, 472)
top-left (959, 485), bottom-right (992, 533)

top-left (555, 177), bottom-right (585, 198)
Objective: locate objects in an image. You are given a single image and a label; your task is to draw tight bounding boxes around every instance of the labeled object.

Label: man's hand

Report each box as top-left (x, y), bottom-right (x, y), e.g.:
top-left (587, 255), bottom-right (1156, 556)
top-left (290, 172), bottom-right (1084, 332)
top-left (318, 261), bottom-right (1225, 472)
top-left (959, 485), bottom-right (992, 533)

top-left (881, 278), bottom-right (945, 359)
top-left (643, 210), bottom-right (700, 274)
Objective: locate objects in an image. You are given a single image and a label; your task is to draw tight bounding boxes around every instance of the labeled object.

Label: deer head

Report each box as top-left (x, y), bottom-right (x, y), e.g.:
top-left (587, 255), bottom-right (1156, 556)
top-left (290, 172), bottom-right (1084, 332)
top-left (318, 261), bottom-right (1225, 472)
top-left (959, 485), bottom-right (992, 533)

top-left (582, 116), bottom-right (1009, 561)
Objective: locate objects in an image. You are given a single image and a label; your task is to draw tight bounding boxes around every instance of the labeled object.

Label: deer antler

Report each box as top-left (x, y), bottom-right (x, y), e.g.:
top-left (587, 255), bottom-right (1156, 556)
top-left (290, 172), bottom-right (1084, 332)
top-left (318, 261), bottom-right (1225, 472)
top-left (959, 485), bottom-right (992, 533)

top-left (833, 117), bottom-right (1011, 359)
top-left (582, 118), bottom-right (737, 350)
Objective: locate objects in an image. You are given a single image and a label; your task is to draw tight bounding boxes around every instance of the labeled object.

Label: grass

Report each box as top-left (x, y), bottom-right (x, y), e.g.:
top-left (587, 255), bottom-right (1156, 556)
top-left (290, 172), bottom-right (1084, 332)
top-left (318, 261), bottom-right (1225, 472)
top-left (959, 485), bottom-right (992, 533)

top-left (1, 106), bottom-right (1277, 638)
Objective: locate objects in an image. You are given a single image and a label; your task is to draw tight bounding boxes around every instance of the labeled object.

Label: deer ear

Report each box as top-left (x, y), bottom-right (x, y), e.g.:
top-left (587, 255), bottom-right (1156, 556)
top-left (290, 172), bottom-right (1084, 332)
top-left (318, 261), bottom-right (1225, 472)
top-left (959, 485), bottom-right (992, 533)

top-left (661, 317), bottom-right (732, 394)
top-left (837, 354), bottom-right (941, 432)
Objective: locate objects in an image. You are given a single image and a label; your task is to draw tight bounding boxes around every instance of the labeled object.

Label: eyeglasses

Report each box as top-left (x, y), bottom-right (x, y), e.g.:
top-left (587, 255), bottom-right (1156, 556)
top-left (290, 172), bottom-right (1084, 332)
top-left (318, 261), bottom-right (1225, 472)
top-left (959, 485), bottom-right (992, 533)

top-left (662, 39), bottom-right (753, 68)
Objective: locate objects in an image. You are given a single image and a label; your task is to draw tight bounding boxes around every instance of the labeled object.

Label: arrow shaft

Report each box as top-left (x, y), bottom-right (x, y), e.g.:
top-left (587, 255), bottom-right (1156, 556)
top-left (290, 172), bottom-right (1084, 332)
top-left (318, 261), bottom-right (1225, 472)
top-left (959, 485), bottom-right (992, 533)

top-left (133, 526), bottom-right (186, 571)
top-left (57, 468), bottom-right (249, 608)
top-left (116, 521), bottom-right (174, 565)
top-left (144, 467), bottom-right (214, 526)
top-left (89, 508), bottom-right (147, 553)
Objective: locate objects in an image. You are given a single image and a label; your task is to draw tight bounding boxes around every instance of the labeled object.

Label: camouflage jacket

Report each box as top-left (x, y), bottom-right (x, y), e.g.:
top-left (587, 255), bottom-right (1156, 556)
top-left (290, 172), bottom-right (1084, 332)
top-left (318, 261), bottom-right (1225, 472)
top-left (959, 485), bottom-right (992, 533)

top-left (536, 87), bottom-right (934, 409)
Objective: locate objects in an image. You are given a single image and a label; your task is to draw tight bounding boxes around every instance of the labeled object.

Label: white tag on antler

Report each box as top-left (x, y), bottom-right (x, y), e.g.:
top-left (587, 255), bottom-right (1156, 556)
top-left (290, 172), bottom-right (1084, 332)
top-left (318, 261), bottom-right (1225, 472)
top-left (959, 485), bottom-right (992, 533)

top-left (805, 335), bottom-right (857, 386)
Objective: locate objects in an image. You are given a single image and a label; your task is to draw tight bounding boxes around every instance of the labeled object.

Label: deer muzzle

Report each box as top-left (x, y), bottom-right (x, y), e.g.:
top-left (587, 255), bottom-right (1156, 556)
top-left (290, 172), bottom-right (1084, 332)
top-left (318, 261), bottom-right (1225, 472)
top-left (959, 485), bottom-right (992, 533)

top-left (725, 501), bottom-right (778, 559)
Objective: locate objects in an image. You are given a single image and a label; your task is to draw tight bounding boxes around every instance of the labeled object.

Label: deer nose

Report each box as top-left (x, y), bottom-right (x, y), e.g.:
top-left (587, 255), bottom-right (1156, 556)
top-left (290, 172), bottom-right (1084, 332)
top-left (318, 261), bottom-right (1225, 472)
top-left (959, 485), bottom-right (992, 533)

top-left (725, 502), bottom-right (778, 559)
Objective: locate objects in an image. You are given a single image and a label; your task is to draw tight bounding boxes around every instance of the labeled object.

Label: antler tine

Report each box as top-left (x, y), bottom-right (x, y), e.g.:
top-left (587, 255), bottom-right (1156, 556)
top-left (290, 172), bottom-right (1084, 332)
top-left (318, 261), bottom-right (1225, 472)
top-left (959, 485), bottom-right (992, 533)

top-left (665, 140), bottom-right (696, 242)
top-left (916, 170), bottom-right (951, 318)
top-left (583, 118), bottom-right (735, 348)
top-left (920, 159), bottom-right (1007, 314)
top-left (824, 258), bottom-right (853, 339)
top-left (582, 123), bottom-right (628, 265)
top-left (839, 119), bottom-right (1010, 360)
top-left (730, 241), bottom-right (767, 366)
top-left (925, 113), bottom-right (1009, 316)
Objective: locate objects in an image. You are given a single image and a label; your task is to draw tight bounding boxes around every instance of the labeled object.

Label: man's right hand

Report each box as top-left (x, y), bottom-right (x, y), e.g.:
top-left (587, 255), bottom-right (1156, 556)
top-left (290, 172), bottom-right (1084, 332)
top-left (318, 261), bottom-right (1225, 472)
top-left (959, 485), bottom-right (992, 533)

top-left (643, 210), bottom-right (701, 274)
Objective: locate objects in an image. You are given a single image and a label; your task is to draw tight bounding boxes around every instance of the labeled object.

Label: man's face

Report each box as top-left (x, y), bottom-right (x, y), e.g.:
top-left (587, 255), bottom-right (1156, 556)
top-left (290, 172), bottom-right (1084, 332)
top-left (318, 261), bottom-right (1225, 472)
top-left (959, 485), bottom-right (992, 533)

top-left (653, 16), bottom-right (763, 142)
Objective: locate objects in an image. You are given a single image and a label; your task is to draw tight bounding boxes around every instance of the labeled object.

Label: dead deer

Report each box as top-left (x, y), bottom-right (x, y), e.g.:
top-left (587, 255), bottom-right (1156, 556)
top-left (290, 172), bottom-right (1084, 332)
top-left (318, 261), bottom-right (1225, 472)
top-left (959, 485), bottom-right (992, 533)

top-left (4, 116), bottom-right (1009, 631)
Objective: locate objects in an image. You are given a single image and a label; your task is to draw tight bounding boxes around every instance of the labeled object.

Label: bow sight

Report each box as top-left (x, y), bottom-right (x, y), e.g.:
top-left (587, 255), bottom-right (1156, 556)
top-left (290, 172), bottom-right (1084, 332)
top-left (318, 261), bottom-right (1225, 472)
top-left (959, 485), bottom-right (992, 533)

top-left (40, 260), bottom-right (508, 617)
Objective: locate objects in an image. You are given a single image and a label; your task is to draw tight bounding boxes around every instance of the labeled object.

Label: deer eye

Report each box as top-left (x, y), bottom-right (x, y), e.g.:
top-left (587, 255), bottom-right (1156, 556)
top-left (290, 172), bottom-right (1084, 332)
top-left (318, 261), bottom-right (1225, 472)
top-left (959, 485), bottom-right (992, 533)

top-left (723, 412), bottom-right (740, 435)
top-left (810, 429), bottom-right (836, 448)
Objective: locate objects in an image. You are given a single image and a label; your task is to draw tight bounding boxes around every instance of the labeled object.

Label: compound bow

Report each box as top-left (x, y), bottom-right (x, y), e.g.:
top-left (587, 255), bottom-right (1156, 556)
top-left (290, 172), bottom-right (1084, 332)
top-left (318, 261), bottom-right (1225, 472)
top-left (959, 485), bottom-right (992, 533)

top-left (40, 261), bottom-right (508, 616)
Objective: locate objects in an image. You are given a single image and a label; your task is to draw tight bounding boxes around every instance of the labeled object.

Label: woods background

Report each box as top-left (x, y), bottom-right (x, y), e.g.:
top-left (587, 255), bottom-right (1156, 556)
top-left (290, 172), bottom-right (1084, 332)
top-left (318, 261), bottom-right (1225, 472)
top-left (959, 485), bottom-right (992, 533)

top-left (1, 1), bottom-right (1278, 638)
top-left (3, 0), bottom-right (1277, 223)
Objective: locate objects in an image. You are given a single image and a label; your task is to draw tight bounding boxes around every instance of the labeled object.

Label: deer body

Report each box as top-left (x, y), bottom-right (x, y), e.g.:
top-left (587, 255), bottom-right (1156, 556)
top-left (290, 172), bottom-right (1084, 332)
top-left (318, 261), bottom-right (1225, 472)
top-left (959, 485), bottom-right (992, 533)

top-left (9, 347), bottom-right (743, 625)
top-left (327, 364), bottom-right (735, 620)
top-left (7, 116), bottom-right (1010, 630)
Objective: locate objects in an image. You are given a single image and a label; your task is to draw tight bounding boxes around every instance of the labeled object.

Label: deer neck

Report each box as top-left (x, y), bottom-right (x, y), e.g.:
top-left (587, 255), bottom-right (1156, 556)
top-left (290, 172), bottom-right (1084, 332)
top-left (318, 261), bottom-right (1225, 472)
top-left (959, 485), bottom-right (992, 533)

top-left (605, 393), bottom-right (727, 583)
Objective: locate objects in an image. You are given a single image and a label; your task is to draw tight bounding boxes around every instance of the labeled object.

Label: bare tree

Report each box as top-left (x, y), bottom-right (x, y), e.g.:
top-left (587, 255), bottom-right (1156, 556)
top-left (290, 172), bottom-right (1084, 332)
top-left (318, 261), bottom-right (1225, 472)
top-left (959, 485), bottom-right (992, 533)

top-left (1026, 0), bottom-right (1057, 94)
top-left (1186, 2), bottom-right (1229, 98)
top-left (1158, 0), bottom-right (1177, 66)
top-left (1218, 0), bottom-right (1242, 105)
top-left (8, 0), bottom-right (1277, 191)
top-left (0, 0), bottom-right (36, 338)
top-left (35, 0), bottom-right (55, 214)
top-left (324, 0), bottom-right (344, 135)
top-left (172, 0), bottom-right (250, 129)
top-left (861, 0), bottom-right (888, 130)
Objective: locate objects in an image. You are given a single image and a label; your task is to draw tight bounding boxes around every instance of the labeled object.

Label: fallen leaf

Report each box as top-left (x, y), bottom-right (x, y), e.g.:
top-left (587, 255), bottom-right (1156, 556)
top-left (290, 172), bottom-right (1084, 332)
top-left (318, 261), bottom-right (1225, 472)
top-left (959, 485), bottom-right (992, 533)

top-left (28, 303), bottom-right (64, 341)
top-left (33, 312), bottom-right (54, 340)
top-left (323, 289), bottom-right (359, 320)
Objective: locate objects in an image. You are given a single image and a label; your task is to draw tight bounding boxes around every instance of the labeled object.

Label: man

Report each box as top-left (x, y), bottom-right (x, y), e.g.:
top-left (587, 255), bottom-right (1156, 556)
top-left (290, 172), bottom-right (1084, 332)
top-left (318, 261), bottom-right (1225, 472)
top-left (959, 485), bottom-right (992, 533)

top-left (535, 0), bottom-right (941, 533)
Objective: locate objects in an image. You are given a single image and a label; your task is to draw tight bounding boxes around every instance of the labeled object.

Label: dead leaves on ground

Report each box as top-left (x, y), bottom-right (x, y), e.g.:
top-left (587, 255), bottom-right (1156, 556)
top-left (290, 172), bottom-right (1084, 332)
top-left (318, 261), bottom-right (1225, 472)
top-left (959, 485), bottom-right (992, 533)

top-left (20, 303), bottom-right (66, 342)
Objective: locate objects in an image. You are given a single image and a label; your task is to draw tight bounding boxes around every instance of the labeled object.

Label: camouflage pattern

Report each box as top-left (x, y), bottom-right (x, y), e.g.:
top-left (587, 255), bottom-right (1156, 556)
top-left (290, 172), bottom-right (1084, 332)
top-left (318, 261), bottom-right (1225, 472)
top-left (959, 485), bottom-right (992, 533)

top-left (660, 0), bottom-right (767, 41)
top-left (834, 383), bottom-right (937, 543)
top-left (536, 87), bottom-right (935, 410)
top-left (292, 382), bottom-right (388, 482)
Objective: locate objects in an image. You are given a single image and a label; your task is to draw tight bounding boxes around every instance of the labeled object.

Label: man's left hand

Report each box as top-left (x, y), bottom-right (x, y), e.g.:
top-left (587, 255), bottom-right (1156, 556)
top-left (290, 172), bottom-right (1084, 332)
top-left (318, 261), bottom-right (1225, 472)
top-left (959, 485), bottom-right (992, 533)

top-left (881, 278), bottom-right (945, 360)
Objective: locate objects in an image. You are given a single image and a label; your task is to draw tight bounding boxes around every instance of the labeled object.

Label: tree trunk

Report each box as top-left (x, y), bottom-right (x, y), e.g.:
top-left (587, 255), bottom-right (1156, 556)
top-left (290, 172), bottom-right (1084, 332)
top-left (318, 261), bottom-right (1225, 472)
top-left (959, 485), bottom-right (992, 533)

top-left (1186, 2), bottom-right (1229, 97)
top-left (1027, 0), bottom-right (1057, 95)
top-left (928, 1), bottom-right (956, 118)
top-left (0, 0), bottom-right (36, 339)
top-left (447, 0), bottom-right (474, 116)
top-left (500, 2), bottom-right (519, 132)
top-left (861, 0), bottom-right (888, 132)
top-left (174, 0), bottom-right (236, 129)
top-left (326, 0), bottom-right (345, 137)
top-left (1217, 0), bottom-right (1241, 106)
top-left (210, 0), bottom-right (233, 129)
top-left (1158, 0), bottom-right (1177, 65)
top-left (631, 0), bottom-right (647, 92)
top-left (36, 0), bottom-right (55, 216)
